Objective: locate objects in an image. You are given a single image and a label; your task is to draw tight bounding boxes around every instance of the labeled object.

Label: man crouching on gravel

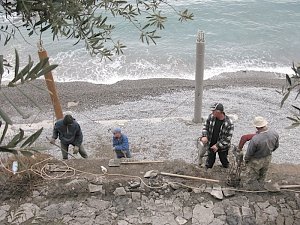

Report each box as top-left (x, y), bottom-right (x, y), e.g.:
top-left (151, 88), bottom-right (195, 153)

top-left (50, 113), bottom-right (88, 160)
top-left (112, 128), bottom-right (131, 158)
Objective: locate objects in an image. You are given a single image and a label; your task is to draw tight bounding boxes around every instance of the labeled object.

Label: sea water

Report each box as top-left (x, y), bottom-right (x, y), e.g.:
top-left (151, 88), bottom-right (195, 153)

top-left (1, 0), bottom-right (300, 84)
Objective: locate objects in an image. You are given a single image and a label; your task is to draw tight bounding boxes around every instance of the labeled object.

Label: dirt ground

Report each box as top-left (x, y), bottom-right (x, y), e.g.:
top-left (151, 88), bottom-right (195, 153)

top-left (1, 152), bottom-right (300, 202)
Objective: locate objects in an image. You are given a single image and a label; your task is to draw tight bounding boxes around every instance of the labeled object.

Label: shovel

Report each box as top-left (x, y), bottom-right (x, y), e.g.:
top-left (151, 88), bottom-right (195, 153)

top-left (46, 137), bottom-right (76, 159)
top-left (108, 159), bottom-right (164, 167)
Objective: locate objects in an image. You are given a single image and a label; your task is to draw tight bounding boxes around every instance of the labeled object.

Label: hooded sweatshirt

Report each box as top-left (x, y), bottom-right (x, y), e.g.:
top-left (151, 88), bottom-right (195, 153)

top-left (52, 119), bottom-right (83, 146)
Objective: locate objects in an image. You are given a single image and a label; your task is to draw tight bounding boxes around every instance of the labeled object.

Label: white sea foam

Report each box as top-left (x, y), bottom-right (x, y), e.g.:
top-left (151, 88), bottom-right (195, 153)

top-left (2, 48), bottom-right (292, 84)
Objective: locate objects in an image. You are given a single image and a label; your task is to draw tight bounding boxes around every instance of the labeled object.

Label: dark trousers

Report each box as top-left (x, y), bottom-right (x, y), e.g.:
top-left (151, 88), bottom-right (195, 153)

top-left (61, 143), bottom-right (88, 160)
top-left (206, 149), bottom-right (229, 168)
top-left (115, 150), bottom-right (131, 158)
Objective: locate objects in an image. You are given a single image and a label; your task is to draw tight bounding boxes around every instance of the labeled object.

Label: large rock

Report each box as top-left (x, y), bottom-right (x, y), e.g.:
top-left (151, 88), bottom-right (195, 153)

top-left (241, 206), bottom-right (252, 217)
top-left (183, 206), bottom-right (193, 220)
top-left (0, 205), bottom-right (10, 221)
top-left (173, 198), bottom-right (184, 217)
top-left (276, 214), bottom-right (285, 225)
top-left (213, 206), bottom-right (225, 215)
top-left (257, 201), bottom-right (270, 209)
top-left (8, 203), bottom-right (40, 224)
top-left (113, 187), bottom-right (127, 196)
top-left (225, 206), bottom-right (242, 225)
top-left (284, 216), bottom-right (294, 225)
top-left (48, 179), bottom-right (89, 197)
top-left (152, 212), bottom-right (177, 225)
top-left (192, 204), bottom-right (214, 225)
top-left (176, 216), bottom-right (188, 225)
top-left (264, 205), bottom-right (278, 221)
top-left (222, 188), bottom-right (235, 197)
top-left (88, 184), bottom-right (105, 194)
top-left (117, 220), bottom-right (129, 225)
top-left (86, 198), bottom-right (111, 211)
top-left (210, 185), bottom-right (223, 200)
top-left (204, 185), bottom-right (212, 194)
top-left (0, 209), bottom-right (7, 222)
top-left (144, 170), bottom-right (158, 178)
top-left (210, 218), bottom-right (226, 225)
top-left (131, 192), bottom-right (141, 201)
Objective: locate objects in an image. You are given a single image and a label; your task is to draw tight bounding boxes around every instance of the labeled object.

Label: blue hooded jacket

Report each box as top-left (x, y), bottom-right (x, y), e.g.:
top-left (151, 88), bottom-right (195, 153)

top-left (113, 134), bottom-right (129, 152)
top-left (52, 119), bottom-right (83, 146)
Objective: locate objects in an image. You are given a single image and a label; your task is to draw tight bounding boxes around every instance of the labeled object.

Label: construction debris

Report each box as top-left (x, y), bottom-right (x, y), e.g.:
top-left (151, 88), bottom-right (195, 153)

top-left (108, 159), bottom-right (164, 167)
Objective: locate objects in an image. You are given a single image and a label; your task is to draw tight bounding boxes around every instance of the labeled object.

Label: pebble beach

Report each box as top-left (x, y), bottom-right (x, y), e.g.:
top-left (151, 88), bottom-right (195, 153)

top-left (0, 70), bottom-right (298, 164)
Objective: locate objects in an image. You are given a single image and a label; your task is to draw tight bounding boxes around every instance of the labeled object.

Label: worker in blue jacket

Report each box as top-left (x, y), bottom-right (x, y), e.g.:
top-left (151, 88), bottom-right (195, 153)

top-left (112, 128), bottom-right (131, 158)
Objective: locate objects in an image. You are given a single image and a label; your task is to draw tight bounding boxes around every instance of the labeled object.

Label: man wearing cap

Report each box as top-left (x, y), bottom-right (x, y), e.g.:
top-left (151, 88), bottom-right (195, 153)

top-left (50, 114), bottom-right (88, 160)
top-left (244, 116), bottom-right (279, 190)
top-left (200, 103), bottom-right (234, 169)
top-left (112, 128), bottom-right (131, 158)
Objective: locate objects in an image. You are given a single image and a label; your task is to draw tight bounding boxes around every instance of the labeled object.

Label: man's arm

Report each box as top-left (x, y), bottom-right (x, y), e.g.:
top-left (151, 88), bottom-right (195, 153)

top-left (52, 123), bottom-right (59, 140)
top-left (216, 122), bottom-right (234, 150)
top-left (238, 133), bottom-right (256, 149)
top-left (112, 137), bottom-right (116, 147)
top-left (74, 124), bottom-right (83, 147)
top-left (273, 133), bottom-right (279, 151)
top-left (201, 115), bottom-right (211, 137)
top-left (245, 139), bottom-right (256, 161)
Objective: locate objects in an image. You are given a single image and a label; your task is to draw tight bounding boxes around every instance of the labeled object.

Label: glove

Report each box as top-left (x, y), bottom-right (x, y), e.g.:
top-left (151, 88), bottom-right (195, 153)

top-left (50, 138), bottom-right (56, 144)
top-left (73, 146), bottom-right (79, 154)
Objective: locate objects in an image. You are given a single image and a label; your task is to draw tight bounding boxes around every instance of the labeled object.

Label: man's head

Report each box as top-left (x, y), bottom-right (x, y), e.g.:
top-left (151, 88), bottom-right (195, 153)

top-left (210, 103), bottom-right (224, 119)
top-left (63, 114), bottom-right (74, 125)
top-left (113, 127), bottom-right (122, 138)
top-left (253, 116), bottom-right (268, 130)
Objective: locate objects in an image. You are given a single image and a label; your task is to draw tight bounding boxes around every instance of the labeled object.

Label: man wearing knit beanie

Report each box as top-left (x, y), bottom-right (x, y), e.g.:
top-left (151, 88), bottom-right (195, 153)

top-left (50, 112), bottom-right (88, 160)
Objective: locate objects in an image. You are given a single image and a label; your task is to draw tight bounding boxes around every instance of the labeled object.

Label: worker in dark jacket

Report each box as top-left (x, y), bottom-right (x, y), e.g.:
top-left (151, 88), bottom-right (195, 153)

top-left (200, 103), bottom-right (234, 169)
top-left (112, 128), bottom-right (131, 158)
top-left (244, 116), bottom-right (279, 190)
top-left (50, 113), bottom-right (88, 160)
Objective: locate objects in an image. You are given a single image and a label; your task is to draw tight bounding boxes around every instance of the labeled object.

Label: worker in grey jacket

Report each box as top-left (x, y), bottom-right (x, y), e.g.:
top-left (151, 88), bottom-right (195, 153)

top-left (50, 114), bottom-right (88, 160)
top-left (244, 116), bottom-right (279, 190)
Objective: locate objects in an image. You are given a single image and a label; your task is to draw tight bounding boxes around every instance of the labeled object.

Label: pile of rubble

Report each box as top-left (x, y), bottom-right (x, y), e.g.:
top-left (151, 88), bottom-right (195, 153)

top-left (0, 176), bottom-right (299, 225)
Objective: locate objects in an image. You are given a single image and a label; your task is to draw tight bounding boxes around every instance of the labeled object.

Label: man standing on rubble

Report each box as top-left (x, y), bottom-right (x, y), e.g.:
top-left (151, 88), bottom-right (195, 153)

top-left (50, 113), bottom-right (88, 160)
top-left (244, 116), bottom-right (279, 190)
top-left (200, 103), bottom-right (234, 169)
top-left (112, 128), bottom-right (131, 158)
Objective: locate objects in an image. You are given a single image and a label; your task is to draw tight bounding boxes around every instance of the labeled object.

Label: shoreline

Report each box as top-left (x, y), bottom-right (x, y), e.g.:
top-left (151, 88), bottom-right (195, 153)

top-left (0, 70), bottom-right (287, 115)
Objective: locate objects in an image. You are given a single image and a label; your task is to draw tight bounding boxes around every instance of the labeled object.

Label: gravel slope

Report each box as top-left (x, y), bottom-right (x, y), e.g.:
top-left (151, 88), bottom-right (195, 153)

top-left (1, 71), bottom-right (298, 164)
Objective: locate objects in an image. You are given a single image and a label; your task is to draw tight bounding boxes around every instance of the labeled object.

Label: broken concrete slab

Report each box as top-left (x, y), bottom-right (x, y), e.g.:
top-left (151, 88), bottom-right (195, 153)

top-left (144, 170), bottom-right (159, 178)
top-left (88, 184), bottom-right (105, 194)
top-left (204, 185), bottom-right (212, 194)
top-left (211, 185), bottom-right (224, 200)
top-left (222, 188), bottom-right (235, 197)
top-left (175, 216), bottom-right (188, 225)
top-left (114, 187), bottom-right (127, 196)
top-left (192, 204), bottom-right (214, 225)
